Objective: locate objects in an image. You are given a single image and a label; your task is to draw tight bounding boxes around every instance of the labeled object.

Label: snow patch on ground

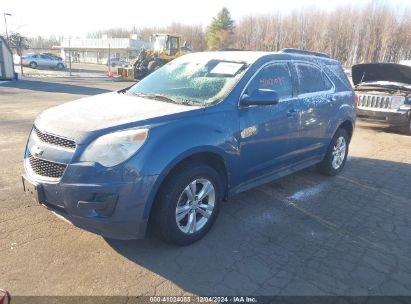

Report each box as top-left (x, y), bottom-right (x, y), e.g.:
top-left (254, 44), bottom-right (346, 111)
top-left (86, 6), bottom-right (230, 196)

top-left (287, 183), bottom-right (326, 202)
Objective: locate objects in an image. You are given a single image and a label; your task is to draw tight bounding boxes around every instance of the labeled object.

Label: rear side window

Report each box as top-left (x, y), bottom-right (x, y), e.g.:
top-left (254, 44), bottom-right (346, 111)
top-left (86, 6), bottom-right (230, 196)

top-left (246, 63), bottom-right (293, 99)
top-left (327, 64), bottom-right (352, 90)
top-left (295, 63), bottom-right (333, 94)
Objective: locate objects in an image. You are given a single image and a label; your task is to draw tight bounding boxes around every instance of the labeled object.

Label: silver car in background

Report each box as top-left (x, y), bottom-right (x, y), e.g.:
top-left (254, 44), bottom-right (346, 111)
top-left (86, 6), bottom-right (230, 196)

top-left (22, 53), bottom-right (66, 70)
top-left (108, 58), bottom-right (129, 67)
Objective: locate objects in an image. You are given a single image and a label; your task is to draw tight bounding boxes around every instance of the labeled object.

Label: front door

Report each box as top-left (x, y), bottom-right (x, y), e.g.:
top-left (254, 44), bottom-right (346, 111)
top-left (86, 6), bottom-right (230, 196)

top-left (36, 54), bottom-right (48, 67)
top-left (239, 62), bottom-right (299, 182)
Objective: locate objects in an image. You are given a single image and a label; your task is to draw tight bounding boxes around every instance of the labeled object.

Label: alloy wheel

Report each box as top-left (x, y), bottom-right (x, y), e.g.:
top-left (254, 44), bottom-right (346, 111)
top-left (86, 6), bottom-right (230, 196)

top-left (331, 136), bottom-right (347, 169)
top-left (175, 178), bottom-right (215, 234)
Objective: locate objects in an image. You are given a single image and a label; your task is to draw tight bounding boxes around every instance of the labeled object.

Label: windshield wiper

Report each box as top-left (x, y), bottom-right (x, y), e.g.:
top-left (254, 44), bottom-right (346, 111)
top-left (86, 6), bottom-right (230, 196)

top-left (178, 99), bottom-right (198, 106)
top-left (124, 91), bottom-right (200, 106)
top-left (131, 93), bottom-right (179, 103)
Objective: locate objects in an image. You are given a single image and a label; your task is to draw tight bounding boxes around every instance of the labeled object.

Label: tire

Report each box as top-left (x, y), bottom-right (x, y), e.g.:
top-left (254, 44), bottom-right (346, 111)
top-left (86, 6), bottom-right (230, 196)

top-left (29, 62), bottom-right (37, 69)
top-left (151, 162), bottom-right (223, 246)
top-left (318, 128), bottom-right (349, 176)
top-left (399, 119), bottom-right (411, 135)
top-left (57, 63), bottom-right (64, 70)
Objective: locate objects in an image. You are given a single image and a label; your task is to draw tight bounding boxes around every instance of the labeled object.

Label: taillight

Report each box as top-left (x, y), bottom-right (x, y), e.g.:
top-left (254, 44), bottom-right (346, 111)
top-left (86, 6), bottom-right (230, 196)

top-left (354, 94), bottom-right (359, 108)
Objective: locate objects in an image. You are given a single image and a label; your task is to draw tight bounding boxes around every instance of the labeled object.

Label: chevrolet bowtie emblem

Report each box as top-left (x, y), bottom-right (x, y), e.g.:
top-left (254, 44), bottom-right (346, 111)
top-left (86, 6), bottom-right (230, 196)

top-left (32, 145), bottom-right (44, 157)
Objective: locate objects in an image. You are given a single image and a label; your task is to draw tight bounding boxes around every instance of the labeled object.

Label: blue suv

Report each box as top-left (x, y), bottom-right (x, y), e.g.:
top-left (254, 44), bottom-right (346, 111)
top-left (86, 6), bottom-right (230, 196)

top-left (22, 49), bottom-right (355, 245)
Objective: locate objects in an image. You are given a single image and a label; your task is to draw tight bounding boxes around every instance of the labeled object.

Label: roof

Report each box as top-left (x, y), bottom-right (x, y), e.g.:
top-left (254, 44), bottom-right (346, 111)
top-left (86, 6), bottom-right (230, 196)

top-left (56, 38), bottom-right (151, 50)
top-left (176, 51), bottom-right (270, 65)
top-left (0, 35), bottom-right (13, 55)
top-left (175, 50), bottom-right (339, 66)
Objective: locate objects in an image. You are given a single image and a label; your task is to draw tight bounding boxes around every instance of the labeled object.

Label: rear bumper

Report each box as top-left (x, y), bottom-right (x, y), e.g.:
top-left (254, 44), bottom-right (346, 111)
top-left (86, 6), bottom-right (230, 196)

top-left (356, 108), bottom-right (410, 126)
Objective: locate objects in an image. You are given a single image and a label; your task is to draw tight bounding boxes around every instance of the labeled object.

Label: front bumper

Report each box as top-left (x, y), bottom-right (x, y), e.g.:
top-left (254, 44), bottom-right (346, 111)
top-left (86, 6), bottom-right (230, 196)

top-left (356, 108), bottom-right (410, 126)
top-left (23, 163), bottom-right (158, 240)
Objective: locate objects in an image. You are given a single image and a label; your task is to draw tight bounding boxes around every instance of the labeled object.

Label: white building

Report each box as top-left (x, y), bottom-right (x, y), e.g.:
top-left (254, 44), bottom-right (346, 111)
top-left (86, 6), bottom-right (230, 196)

top-left (0, 36), bottom-right (15, 80)
top-left (56, 36), bottom-right (151, 64)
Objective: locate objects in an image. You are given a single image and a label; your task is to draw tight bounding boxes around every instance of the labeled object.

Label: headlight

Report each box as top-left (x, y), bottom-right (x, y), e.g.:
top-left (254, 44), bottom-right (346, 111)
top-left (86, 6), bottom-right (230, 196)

top-left (391, 96), bottom-right (405, 109)
top-left (80, 129), bottom-right (148, 167)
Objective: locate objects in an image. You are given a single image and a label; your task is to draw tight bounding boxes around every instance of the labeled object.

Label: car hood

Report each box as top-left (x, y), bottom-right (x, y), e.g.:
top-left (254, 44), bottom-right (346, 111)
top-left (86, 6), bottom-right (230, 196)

top-left (35, 92), bottom-right (201, 144)
top-left (352, 63), bottom-right (411, 86)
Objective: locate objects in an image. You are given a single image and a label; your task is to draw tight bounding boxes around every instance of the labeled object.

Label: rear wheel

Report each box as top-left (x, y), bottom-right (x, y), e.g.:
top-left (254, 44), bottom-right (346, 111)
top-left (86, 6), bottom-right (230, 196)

top-left (29, 62), bottom-right (37, 69)
top-left (152, 162), bottom-right (223, 245)
top-left (57, 63), bottom-right (64, 70)
top-left (318, 128), bottom-right (349, 176)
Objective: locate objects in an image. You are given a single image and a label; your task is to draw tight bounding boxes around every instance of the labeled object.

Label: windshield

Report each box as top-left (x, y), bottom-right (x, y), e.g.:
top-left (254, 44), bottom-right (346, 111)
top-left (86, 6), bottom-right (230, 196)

top-left (127, 58), bottom-right (248, 105)
top-left (153, 35), bottom-right (167, 51)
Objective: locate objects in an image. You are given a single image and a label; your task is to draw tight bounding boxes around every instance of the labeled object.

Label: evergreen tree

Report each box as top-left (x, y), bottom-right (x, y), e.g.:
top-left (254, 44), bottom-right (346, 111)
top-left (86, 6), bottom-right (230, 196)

top-left (206, 8), bottom-right (235, 50)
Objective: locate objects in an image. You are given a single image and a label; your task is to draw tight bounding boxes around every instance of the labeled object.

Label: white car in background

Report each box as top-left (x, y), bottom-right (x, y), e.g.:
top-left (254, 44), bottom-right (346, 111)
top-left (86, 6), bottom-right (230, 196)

top-left (22, 53), bottom-right (66, 70)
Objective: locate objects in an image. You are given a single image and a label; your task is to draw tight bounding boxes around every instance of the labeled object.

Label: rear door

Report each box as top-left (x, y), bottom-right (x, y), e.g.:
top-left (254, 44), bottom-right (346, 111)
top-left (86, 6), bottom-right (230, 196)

top-left (239, 62), bottom-right (299, 182)
top-left (291, 62), bottom-right (336, 161)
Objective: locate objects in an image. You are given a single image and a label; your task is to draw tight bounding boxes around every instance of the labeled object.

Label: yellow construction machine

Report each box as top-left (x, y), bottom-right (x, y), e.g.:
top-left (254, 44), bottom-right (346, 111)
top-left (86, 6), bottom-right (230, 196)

top-left (118, 33), bottom-right (192, 80)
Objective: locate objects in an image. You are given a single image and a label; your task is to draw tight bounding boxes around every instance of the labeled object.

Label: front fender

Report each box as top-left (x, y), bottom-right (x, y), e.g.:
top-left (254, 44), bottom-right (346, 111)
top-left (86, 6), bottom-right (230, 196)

top-left (141, 117), bottom-right (238, 173)
top-left (128, 111), bottom-right (239, 219)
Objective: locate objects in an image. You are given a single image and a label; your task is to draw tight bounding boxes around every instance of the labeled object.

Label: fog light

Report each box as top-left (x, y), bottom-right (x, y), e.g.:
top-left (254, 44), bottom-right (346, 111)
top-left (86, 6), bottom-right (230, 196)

top-left (77, 194), bottom-right (118, 217)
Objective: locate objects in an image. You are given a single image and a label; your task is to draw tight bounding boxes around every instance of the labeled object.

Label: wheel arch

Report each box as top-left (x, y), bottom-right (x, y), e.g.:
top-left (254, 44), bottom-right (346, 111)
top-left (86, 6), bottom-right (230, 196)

top-left (143, 149), bottom-right (230, 222)
top-left (338, 119), bottom-right (354, 141)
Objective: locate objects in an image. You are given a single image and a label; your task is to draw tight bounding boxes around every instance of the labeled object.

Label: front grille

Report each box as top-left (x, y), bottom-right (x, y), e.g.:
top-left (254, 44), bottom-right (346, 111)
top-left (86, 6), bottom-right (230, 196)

top-left (33, 126), bottom-right (76, 149)
top-left (28, 153), bottom-right (67, 178)
top-left (358, 94), bottom-right (392, 109)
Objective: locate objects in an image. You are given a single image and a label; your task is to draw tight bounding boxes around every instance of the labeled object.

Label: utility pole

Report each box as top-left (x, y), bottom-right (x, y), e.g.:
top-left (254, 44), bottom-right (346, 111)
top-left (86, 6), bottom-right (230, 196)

top-left (19, 35), bottom-right (23, 76)
top-left (108, 43), bottom-right (111, 73)
top-left (3, 13), bottom-right (11, 40)
top-left (68, 39), bottom-right (72, 76)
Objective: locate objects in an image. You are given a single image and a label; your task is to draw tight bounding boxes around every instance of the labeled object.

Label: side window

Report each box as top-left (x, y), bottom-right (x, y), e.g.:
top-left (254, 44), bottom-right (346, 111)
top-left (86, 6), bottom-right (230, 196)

top-left (324, 74), bottom-right (333, 91)
top-left (169, 37), bottom-right (179, 56)
top-left (295, 63), bottom-right (333, 94)
top-left (171, 37), bottom-right (179, 50)
top-left (246, 63), bottom-right (293, 100)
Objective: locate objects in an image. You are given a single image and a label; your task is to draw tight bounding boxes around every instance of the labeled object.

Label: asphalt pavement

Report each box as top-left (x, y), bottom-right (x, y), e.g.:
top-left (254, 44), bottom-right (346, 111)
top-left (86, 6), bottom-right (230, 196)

top-left (1, 77), bottom-right (411, 297)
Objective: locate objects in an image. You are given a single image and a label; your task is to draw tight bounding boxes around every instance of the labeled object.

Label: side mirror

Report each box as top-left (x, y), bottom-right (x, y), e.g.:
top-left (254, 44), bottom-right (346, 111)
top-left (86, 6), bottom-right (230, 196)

top-left (240, 89), bottom-right (279, 106)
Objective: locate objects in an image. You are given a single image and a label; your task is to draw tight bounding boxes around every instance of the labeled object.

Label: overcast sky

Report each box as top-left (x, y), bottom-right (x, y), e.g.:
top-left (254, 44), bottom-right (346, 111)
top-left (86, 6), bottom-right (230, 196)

top-left (1, 0), bottom-right (409, 38)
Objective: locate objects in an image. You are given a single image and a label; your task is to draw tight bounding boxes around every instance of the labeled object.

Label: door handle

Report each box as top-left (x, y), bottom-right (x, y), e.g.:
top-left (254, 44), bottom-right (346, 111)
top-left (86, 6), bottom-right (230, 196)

top-left (287, 109), bottom-right (298, 117)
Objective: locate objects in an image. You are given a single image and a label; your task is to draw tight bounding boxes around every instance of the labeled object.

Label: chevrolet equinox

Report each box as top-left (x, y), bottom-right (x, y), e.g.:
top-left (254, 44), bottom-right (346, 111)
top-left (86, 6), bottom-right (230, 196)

top-left (22, 49), bottom-right (356, 245)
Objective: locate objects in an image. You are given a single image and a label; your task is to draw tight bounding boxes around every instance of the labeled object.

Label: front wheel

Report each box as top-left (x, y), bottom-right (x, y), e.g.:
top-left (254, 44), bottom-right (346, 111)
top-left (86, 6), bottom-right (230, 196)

top-left (57, 63), bottom-right (64, 70)
top-left (152, 163), bottom-right (223, 245)
top-left (318, 128), bottom-right (349, 176)
top-left (29, 62), bottom-right (37, 69)
top-left (399, 118), bottom-right (411, 135)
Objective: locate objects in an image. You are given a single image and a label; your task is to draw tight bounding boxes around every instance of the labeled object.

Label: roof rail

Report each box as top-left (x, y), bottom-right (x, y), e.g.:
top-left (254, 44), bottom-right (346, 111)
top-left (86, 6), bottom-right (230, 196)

top-left (280, 48), bottom-right (330, 59)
